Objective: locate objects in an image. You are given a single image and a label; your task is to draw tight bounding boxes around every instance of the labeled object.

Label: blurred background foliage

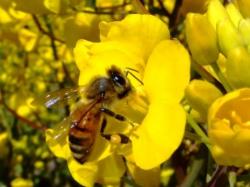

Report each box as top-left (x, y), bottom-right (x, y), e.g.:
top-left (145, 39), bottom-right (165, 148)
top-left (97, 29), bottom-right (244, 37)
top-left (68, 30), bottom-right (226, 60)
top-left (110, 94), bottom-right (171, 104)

top-left (0, 0), bottom-right (212, 186)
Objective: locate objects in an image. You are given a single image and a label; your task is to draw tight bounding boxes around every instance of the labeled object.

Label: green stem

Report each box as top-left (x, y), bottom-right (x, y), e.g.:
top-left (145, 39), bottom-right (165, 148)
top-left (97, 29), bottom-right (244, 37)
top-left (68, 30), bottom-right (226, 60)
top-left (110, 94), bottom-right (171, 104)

top-left (210, 63), bottom-right (232, 92)
top-left (186, 113), bottom-right (211, 149)
top-left (180, 145), bottom-right (207, 187)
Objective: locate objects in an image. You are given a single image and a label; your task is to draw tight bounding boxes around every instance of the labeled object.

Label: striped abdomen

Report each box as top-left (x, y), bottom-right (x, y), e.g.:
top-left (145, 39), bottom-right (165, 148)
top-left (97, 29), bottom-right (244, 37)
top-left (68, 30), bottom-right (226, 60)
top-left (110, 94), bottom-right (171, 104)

top-left (69, 103), bottom-right (101, 164)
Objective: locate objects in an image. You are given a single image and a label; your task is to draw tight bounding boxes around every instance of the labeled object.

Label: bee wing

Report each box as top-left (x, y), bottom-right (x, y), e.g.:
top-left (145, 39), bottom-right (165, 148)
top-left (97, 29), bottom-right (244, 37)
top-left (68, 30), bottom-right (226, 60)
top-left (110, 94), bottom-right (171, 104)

top-left (46, 117), bottom-right (71, 147)
top-left (34, 86), bottom-right (87, 108)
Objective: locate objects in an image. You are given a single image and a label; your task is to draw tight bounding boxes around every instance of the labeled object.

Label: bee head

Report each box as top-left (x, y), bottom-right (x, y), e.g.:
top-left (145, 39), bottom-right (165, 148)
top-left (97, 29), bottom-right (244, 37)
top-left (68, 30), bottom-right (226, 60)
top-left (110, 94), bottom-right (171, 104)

top-left (108, 66), bottom-right (131, 99)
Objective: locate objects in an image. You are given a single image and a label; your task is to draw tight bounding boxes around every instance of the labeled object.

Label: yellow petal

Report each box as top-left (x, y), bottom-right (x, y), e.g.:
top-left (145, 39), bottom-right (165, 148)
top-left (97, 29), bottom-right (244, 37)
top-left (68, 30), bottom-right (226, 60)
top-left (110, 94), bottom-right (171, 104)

top-left (185, 79), bottom-right (222, 119)
top-left (97, 154), bottom-right (126, 185)
top-left (233, 130), bottom-right (250, 154)
top-left (14, 0), bottom-right (50, 14)
top-left (185, 13), bottom-right (219, 65)
top-left (209, 129), bottom-right (235, 153)
top-left (235, 0), bottom-right (250, 18)
top-left (67, 159), bottom-right (98, 187)
top-left (87, 134), bottom-right (111, 162)
top-left (208, 88), bottom-right (250, 166)
top-left (45, 119), bottom-right (71, 159)
top-left (74, 40), bottom-right (144, 86)
top-left (226, 3), bottom-right (243, 27)
top-left (132, 102), bottom-right (186, 169)
top-left (44, 0), bottom-right (60, 13)
top-left (68, 154), bottom-right (125, 187)
top-left (0, 7), bottom-right (13, 23)
top-left (217, 18), bottom-right (244, 56)
top-left (207, 0), bottom-right (229, 30)
top-left (99, 14), bottom-right (170, 60)
top-left (64, 13), bottom-right (100, 48)
top-left (18, 28), bottom-right (37, 52)
top-left (143, 40), bottom-right (190, 103)
top-left (46, 123), bottom-right (112, 162)
top-left (74, 39), bottom-right (93, 72)
top-left (180, 0), bottom-right (209, 15)
top-left (127, 162), bottom-right (160, 187)
top-left (11, 178), bottom-right (33, 187)
top-left (226, 46), bottom-right (250, 88)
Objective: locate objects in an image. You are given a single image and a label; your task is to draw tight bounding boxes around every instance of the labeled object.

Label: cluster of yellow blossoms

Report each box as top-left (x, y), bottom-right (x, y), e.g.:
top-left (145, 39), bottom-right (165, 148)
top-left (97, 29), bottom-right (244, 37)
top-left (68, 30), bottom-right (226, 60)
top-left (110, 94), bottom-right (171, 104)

top-left (45, 0), bottom-right (250, 186)
top-left (185, 0), bottom-right (250, 167)
top-left (3, 0), bottom-right (250, 186)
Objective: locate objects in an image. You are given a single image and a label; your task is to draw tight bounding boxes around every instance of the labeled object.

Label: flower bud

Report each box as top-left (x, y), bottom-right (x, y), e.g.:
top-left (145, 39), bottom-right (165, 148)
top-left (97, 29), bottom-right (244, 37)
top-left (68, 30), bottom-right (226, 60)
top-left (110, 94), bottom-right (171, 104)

top-left (226, 3), bottom-right (243, 27)
top-left (234, 0), bottom-right (250, 18)
top-left (185, 79), bottom-right (222, 121)
top-left (217, 18), bottom-right (244, 56)
top-left (0, 132), bottom-right (9, 159)
top-left (185, 13), bottom-right (219, 65)
top-left (225, 46), bottom-right (250, 88)
top-left (64, 13), bottom-right (100, 48)
top-left (238, 19), bottom-right (250, 45)
top-left (14, 0), bottom-right (50, 14)
top-left (208, 88), bottom-right (250, 167)
top-left (18, 28), bottom-right (38, 52)
top-left (11, 178), bottom-right (33, 187)
top-left (207, 0), bottom-right (228, 30)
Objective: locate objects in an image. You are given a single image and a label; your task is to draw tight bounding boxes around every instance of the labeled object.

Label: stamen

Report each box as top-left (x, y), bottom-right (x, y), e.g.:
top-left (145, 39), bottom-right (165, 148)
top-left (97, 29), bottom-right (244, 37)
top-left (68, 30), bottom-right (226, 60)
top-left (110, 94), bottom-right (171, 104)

top-left (243, 121), bottom-right (250, 128)
top-left (221, 118), bottom-right (230, 126)
top-left (230, 110), bottom-right (242, 125)
top-left (232, 124), bottom-right (241, 132)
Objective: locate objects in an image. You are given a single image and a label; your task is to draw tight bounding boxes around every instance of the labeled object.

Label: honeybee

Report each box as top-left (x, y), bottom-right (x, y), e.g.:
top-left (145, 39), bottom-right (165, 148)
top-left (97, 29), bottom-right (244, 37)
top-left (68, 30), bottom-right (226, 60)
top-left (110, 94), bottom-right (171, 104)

top-left (45, 66), bottom-right (134, 164)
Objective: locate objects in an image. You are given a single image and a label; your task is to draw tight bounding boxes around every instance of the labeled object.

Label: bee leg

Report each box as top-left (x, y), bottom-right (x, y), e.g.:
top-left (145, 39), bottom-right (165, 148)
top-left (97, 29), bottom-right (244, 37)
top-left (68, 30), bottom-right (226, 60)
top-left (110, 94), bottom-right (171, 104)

top-left (102, 133), bottom-right (130, 144)
top-left (100, 107), bottom-right (136, 128)
top-left (100, 107), bottom-right (126, 121)
top-left (100, 117), bottom-right (107, 134)
top-left (100, 118), bottom-right (130, 144)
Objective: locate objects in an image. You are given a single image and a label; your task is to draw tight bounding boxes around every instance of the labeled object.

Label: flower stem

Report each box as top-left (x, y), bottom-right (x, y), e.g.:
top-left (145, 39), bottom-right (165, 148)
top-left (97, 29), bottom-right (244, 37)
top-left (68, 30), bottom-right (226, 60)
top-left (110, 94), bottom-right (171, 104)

top-left (180, 144), bottom-right (207, 187)
top-left (186, 113), bottom-right (211, 149)
top-left (210, 63), bottom-right (232, 92)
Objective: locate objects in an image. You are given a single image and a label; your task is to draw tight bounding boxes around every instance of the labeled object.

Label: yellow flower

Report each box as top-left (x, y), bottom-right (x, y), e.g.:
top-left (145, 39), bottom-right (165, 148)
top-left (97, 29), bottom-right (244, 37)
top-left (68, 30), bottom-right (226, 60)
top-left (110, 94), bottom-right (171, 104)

top-left (13, 0), bottom-right (51, 14)
top-left (0, 132), bottom-right (9, 159)
top-left (185, 79), bottom-right (223, 121)
top-left (208, 88), bottom-right (250, 166)
top-left (226, 46), bottom-right (250, 88)
top-left (64, 13), bottom-right (101, 48)
top-left (11, 178), bottom-right (33, 187)
top-left (46, 14), bottom-right (190, 186)
top-left (18, 28), bottom-right (38, 52)
top-left (127, 161), bottom-right (161, 187)
top-left (234, 0), bottom-right (250, 18)
top-left (185, 13), bottom-right (219, 65)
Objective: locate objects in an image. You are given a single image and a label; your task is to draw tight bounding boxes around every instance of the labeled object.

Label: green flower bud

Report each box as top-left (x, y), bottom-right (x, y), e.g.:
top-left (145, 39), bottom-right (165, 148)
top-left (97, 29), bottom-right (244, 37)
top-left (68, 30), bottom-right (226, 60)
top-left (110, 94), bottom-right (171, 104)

top-left (235, 0), bottom-right (250, 18)
top-left (185, 79), bottom-right (223, 120)
top-left (238, 19), bottom-right (250, 45)
top-left (207, 0), bottom-right (229, 30)
top-left (226, 46), bottom-right (250, 88)
top-left (217, 18), bottom-right (244, 56)
top-left (185, 13), bottom-right (219, 65)
top-left (226, 3), bottom-right (243, 27)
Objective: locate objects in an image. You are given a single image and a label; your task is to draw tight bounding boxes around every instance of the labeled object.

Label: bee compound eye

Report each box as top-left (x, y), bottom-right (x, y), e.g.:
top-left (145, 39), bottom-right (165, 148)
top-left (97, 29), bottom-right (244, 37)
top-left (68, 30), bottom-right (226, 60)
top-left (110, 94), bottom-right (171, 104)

top-left (112, 74), bottom-right (126, 87)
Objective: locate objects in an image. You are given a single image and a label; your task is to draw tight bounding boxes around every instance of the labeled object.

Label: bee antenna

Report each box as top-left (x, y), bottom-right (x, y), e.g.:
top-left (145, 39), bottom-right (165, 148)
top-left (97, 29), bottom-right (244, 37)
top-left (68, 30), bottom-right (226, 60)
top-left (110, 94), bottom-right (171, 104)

top-left (125, 67), bottom-right (139, 73)
top-left (124, 68), bottom-right (144, 85)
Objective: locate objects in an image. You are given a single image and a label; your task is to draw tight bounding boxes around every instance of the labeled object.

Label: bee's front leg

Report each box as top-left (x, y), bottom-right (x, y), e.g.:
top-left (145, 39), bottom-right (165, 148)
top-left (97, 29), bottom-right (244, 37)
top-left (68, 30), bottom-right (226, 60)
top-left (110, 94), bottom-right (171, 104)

top-left (100, 107), bottom-right (126, 121)
top-left (100, 107), bottom-right (135, 127)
